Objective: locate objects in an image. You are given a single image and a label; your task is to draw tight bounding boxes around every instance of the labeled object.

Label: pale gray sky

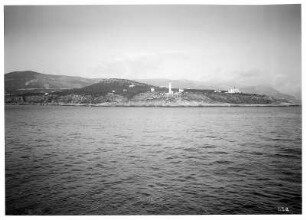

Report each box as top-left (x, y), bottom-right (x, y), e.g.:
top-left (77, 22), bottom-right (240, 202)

top-left (4, 5), bottom-right (301, 95)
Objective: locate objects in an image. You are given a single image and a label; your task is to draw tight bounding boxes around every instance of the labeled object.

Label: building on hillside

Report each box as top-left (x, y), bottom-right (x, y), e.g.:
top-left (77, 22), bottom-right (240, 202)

top-left (178, 88), bottom-right (184, 93)
top-left (151, 88), bottom-right (155, 92)
top-left (226, 87), bottom-right (241, 94)
top-left (129, 84), bottom-right (135, 88)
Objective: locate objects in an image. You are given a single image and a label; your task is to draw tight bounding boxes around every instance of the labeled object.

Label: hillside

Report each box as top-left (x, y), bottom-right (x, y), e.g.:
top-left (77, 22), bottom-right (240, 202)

top-left (54, 79), bottom-right (277, 105)
top-left (136, 78), bottom-right (299, 101)
top-left (5, 71), bottom-right (99, 95)
top-left (6, 71), bottom-right (299, 102)
top-left (57, 78), bottom-right (163, 98)
top-left (5, 78), bottom-right (296, 106)
top-left (239, 85), bottom-right (297, 102)
top-left (4, 71), bottom-right (299, 106)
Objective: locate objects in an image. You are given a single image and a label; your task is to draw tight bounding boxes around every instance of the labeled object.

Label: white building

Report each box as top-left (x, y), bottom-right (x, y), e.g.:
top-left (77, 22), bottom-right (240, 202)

top-left (179, 88), bottom-right (184, 93)
top-left (168, 82), bottom-right (173, 95)
top-left (151, 88), bottom-right (155, 92)
top-left (226, 87), bottom-right (241, 94)
top-left (129, 84), bottom-right (135, 88)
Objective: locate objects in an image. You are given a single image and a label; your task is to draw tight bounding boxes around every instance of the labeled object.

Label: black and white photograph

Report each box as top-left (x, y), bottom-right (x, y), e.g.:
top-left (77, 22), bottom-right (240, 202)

top-left (3, 1), bottom-right (302, 216)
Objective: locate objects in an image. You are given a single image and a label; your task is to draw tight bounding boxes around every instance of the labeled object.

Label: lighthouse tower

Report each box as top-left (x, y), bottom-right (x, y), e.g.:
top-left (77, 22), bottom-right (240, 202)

top-left (168, 82), bottom-right (173, 95)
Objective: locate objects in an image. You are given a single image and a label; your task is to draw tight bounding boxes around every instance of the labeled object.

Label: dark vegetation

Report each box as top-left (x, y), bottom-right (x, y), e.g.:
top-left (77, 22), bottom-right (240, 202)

top-left (5, 71), bottom-right (98, 95)
top-left (57, 78), bottom-right (158, 99)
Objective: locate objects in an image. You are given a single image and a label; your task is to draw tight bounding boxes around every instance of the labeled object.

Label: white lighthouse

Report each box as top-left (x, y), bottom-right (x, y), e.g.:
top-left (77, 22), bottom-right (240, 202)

top-left (168, 82), bottom-right (173, 95)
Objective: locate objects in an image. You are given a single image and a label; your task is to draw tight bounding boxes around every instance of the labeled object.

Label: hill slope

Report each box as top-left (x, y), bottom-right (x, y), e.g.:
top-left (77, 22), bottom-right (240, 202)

top-left (58, 78), bottom-right (162, 99)
top-left (136, 78), bottom-right (298, 101)
top-left (5, 71), bottom-right (99, 94)
top-left (4, 72), bottom-right (298, 106)
top-left (239, 85), bottom-right (297, 102)
top-left (5, 78), bottom-right (294, 106)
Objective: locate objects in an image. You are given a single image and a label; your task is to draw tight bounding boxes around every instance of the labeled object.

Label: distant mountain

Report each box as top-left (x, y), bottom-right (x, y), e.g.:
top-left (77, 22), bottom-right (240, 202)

top-left (239, 85), bottom-right (297, 102)
top-left (5, 71), bottom-right (99, 94)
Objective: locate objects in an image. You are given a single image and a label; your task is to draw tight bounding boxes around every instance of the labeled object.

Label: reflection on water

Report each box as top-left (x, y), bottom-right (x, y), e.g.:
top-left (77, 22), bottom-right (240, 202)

top-left (5, 105), bottom-right (302, 214)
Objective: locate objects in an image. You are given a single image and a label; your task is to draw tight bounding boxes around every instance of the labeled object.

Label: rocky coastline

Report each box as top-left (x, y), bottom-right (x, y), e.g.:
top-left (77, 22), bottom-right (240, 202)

top-left (5, 91), bottom-right (299, 107)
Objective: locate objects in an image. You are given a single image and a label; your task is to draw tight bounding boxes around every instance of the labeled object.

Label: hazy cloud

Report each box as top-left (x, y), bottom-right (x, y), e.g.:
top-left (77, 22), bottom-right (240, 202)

top-left (90, 50), bottom-right (190, 79)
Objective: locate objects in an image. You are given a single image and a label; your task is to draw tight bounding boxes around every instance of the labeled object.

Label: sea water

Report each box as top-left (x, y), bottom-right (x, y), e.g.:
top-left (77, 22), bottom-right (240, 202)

top-left (5, 105), bottom-right (302, 214)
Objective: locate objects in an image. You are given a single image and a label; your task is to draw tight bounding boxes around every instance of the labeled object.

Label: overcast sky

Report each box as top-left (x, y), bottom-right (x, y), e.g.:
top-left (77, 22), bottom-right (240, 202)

top-left (4, 5), bottom-right (301, 95)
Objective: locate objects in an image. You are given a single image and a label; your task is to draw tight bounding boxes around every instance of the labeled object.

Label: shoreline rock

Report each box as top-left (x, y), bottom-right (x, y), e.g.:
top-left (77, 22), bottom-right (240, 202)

top-left (5, 90), bottom-right (300, 107)
top-left (5, 102), bottom-right (300, 107)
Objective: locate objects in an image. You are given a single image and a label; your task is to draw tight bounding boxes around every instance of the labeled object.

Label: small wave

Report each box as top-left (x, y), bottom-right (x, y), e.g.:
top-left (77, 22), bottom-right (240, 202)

top-left (249, 151), bottom-right (264, 156)
top-left (183, 147), bottom-right (198, 152)
top-left (214, 160), bottom-right (232, 165)
top-left (168, 160), bottom-right (182, 164)
top-left (5, 105), bottom-right (302, 214)
top-left (203, 145), bottom-right (217, 149)
top-left (210, 151), bottom-right (228, 155)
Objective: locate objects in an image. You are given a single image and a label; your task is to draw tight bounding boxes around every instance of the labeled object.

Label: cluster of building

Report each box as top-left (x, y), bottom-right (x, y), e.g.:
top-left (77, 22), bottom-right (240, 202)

top-left (165, 82), bottom-right (184, 96)
top-left (155, 82), bottom-right (241, 95)
top-left (214, 87), bottom-right (241, 94)
top-left (226, 87), bottom-right (241, 94)
top-left (113, 81), bottom-right (240, 95)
